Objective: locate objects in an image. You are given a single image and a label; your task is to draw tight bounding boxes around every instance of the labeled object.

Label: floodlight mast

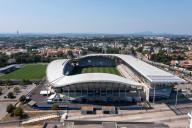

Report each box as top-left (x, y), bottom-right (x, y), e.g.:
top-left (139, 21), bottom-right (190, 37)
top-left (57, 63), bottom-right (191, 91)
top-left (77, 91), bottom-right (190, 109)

top-left (188, 111), bottom-right (192, 128)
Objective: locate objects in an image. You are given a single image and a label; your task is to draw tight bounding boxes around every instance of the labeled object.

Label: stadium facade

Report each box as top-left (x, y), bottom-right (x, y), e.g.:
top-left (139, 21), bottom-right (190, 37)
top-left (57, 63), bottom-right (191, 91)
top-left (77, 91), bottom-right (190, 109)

top-left (46, 54), bottom-right (185, 103)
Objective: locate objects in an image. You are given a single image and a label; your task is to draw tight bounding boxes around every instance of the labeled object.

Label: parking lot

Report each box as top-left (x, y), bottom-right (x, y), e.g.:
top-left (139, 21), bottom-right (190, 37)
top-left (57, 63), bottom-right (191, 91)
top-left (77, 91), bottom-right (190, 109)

top-left (0, 84), bottom-right (36, 101)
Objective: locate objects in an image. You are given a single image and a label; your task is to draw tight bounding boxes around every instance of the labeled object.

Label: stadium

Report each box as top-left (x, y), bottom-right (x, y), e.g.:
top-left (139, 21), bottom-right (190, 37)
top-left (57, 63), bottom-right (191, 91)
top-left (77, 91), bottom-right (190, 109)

top-left (46, 54), bottom-right (186, 105)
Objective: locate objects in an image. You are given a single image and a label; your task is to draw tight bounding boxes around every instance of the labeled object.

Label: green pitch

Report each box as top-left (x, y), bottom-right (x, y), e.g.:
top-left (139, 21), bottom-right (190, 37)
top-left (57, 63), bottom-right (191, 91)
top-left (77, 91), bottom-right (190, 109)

top-left (0, 64), bottom-right (47, 80)
top-left (72, 66), bottom-right (121, 76)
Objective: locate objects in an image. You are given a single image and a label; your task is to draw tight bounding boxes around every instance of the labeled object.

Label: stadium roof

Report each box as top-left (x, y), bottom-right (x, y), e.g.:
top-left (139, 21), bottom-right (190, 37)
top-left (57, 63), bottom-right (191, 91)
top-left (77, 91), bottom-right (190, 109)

top-left (46, 59), bottom-right (68, 83)
top-left (53, 73), bottom-right (142, 87)
top-left (46, 54), bottom-right (185, 88)
top-left (117, 54), bottom-right (186, 84)
top-left (84, 54), bottom-right (186, 84)
top-left (46, 59), bottom-right (143, 88)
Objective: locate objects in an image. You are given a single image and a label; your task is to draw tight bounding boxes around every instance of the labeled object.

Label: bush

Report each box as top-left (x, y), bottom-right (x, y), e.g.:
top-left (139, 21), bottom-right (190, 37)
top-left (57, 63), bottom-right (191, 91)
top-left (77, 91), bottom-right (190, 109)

top-left (14, 107), bottom-right (23, 117)
top-left (19, 95), bottom-right (26, 103)
top-left (51, 103), bottom-right (59, 110)
top-left (5, 79), bottom-right (11, 86)
top-left (6, 104), bottom-right (16, 114)
top-left (7, 92), bottom-right (15, 99)
top-left (13, 86), bottom-right (20, 93)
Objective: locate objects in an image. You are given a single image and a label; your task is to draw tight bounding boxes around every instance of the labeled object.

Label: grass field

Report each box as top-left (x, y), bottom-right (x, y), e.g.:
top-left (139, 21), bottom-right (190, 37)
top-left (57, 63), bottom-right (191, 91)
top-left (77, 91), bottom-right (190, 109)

top-left (72, 66), bottom-right (121, 76)
top-left (0, 64), bottom-right (47, 80)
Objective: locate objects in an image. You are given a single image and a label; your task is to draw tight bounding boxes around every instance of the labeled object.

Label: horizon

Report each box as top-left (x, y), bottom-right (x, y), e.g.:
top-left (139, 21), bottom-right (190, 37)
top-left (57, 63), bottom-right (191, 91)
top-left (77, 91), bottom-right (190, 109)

top-left (0, 0), bottom-right (192, 35)
top-left (0, 31), bottom-right (191, 36)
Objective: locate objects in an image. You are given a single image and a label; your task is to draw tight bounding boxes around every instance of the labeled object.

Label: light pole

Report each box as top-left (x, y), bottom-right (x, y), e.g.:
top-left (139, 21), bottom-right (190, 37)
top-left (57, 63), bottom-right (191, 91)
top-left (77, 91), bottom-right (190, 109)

top-left (153, 85), bottom-right (156, 104)
top-left (175, 85), bottom-right (178, 107)
top-left (187, 84), bottom-right (189, 97)
top-left (188, 111), bottom-right (192, 128)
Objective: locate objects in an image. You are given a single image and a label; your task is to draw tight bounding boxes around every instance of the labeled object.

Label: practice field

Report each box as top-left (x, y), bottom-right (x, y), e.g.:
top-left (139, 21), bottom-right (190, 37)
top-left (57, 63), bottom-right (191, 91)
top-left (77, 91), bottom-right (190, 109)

top-left (0, 64), bottom-right (47, 80)
top-left (72, 66), bottom-right (121, 76)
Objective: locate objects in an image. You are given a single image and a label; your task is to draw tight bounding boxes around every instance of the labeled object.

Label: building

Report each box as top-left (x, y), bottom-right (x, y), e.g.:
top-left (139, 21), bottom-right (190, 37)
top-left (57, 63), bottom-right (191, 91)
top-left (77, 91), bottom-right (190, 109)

top-left (0, 64), bottom-right (22, 74)
top-left (46, 54), bottom-right (185, 104)
top-left (0, 48), bottom-right (27, 56)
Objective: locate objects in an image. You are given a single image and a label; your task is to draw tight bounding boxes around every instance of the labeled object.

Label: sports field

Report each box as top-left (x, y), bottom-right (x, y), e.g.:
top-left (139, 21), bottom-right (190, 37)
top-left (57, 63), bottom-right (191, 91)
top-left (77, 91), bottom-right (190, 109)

top-left (0, 64), bottom-right (47, 80)
top-left (72, 66), bottom-right (121, 76)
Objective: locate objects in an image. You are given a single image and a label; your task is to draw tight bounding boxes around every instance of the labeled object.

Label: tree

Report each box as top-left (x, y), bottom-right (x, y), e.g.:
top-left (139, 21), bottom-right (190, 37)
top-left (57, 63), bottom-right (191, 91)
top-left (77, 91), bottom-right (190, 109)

top-left (81, 50), bottom-right (87, 55)
top-left (0, 53), bottom-right (8, 67)
top-left (14, 107), bottom-right (23, 117)
top-left (67, 50), bottom-right (74, 59)
top-left (5, 79), bottom-right (11, 89)
top-left (13, 86), bottom-right (20, 93)
top-left (7, 92), bottom-right (15, 99)
top-left (136, 47), bottom-right (143, 53)
top-left (33, 55), bottom-right (41, 63)
top-left (6, 104), bottom-right (15, 114)
top-left (20, 79), bottom-right (25, 86)
top-left (88, 46), bottom-right (102, 53)
top-left (0, 87), bottom-right (2, 95)
top-left (142, 50), bottom-right (150, 55)
top-left (150, 52), bottom-right (172, 65)
top-left (20, 79), bottom-right (30, 85)
top-left (51, 103), bottom-right (59, 110)
top-left (19, 95), bottom-right (26, 103)
top-left (130, 47), bottom-right (136, 56)
top-left (106, 48), bottom-right (119, 54)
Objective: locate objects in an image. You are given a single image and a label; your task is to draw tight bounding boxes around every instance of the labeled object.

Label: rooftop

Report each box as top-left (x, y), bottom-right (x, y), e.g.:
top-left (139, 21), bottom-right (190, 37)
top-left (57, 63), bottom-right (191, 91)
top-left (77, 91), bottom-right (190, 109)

top-left (46, 54), bottom-right (185, 88)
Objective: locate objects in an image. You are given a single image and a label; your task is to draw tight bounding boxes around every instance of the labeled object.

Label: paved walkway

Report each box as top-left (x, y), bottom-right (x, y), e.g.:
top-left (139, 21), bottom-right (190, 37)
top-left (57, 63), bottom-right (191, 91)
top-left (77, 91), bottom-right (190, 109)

top-left (21, 114), bottom-right (59, 125)
top-left (67, 103), bottom-right (189, 128)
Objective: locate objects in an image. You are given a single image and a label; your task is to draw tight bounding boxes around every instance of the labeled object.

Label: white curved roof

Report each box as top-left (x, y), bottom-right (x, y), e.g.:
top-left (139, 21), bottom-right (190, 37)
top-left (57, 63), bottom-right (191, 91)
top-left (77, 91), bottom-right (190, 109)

top-left (53, 73), bottom-right (142, 87)
top-left (46, 59), bottom-right (143, 88)
top-left (46, 54), bottom-right (185, 88)
top-left (83, 54), bottom-right (186, 84)
top-left (117, 55), bottom-right (185, 84)
top-left (46, 59), bottom-right (68, 83)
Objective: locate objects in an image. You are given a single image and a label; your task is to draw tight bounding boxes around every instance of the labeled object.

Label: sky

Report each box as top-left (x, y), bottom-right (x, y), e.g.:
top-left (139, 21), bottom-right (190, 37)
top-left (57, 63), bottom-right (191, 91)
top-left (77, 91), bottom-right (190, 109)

top-left (0, 0), bottom-right (192, 34)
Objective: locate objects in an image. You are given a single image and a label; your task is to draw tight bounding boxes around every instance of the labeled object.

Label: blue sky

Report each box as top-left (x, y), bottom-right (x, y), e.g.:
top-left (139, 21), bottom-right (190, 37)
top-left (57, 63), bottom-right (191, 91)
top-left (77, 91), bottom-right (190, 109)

top-left (0, 0), bottom-right (192, 34)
